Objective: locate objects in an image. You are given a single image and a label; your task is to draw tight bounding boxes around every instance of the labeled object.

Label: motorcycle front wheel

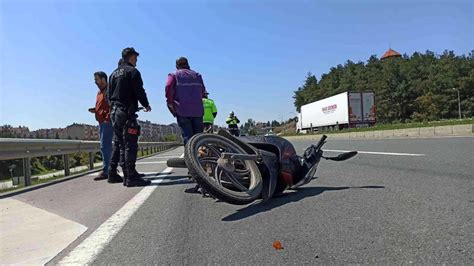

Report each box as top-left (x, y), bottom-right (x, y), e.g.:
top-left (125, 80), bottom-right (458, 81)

top-left (185, 133), bottom-right (263, 205)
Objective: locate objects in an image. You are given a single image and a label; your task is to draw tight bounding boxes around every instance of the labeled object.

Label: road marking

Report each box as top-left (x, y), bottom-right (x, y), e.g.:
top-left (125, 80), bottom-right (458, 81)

top-left (136, 161), bottom-right (166, 165)
top-left (323, 149), bottom-right (425, 156)
top-left (1, 199), bottom-right (87, 265)
top-left (58, 167), bottom-right (172, 265)
top-left (59, 153), bottom-right (185, 264)
top-left (151, 155), bottom-right (185, 159)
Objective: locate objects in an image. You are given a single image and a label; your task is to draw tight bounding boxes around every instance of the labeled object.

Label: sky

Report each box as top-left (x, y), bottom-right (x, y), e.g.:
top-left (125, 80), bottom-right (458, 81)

top-left (0, 0), bottom-right (472, 130)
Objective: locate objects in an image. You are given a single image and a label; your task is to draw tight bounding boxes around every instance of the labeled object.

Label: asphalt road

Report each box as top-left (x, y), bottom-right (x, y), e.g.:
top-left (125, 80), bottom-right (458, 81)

top-left (15, 149), bottom-right (186, 265)
top-left (86, 136), bottom-right (473, 264)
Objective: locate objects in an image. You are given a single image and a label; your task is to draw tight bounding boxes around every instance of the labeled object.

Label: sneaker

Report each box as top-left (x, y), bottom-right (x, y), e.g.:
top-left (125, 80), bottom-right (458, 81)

top-left (108, 169), bottom-right (123, 183)
top-left (93, 171), bottom-right (108, 181)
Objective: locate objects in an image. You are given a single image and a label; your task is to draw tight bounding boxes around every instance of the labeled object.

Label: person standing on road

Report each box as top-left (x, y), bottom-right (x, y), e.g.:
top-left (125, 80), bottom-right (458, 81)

top-left (165, 57), bottom-right (207, 144)
top-left (108, 47), bottom-right (152, 187)
top-left (88, 71), bottom-right (112, 181)
top-left (226, 111), bottom-right (240, 136)
top-left (202, 92), bottom-right (217, 133)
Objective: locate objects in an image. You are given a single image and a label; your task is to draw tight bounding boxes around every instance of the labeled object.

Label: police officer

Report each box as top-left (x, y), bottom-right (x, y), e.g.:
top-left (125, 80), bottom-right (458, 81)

top-left (226, 111), bottom-right (240, 136)
top-left (107, 47), bottom-right (152, 187)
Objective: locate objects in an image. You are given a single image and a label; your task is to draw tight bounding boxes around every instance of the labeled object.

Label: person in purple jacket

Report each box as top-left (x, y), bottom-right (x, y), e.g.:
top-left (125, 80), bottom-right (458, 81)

top-left (165, 57), bottom-right (207, 144)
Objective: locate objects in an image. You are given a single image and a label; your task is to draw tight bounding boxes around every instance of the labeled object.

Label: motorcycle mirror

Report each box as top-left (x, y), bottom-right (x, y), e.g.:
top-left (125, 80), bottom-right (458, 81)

top-left (325, 151), bottom-right (357, 161)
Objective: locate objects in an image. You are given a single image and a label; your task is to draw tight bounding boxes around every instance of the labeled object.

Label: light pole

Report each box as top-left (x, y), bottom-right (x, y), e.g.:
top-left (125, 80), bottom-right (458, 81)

top-left (452, 88), bottom-right (461, 119)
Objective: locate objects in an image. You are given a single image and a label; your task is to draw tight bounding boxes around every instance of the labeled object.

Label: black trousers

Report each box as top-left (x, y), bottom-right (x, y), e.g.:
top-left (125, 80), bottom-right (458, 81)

top-left (228, 125), bottom-right (239, 136)
top-left (109, 105), bottom-right (139, 172)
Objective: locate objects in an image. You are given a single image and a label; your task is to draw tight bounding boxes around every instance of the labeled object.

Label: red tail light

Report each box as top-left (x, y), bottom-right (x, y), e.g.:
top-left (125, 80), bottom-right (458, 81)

top-left (280, 171), bottom-right (294, 185)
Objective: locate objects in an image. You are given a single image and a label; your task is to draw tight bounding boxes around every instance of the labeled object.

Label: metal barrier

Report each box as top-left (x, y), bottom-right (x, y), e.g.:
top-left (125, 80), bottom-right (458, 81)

top-left (0, 138), bottom-right (181, 186)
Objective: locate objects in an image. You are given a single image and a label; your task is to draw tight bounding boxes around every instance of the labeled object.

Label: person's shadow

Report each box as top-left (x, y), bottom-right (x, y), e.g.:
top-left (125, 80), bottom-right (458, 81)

top-left (146, 173), bottom-right (194, 186)
top-left (221, 185), bottom-right (385, 222)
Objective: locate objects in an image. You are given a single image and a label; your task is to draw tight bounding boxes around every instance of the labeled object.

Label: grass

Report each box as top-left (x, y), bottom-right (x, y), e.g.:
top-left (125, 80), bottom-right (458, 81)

top-left (283, 118), bottom-right (473, 136)
top-left (33, 168), bottom-right (59, 176)
top-left (1, 168), bottom-right (59, 181)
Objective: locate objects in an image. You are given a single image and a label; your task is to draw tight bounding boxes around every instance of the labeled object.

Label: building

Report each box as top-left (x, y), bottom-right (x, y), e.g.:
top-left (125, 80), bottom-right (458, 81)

top-left (137, 120), bottom-right (181, 142)
top-left (11, 126), bottom-right (30, 138)
top-left (3, 121), bottom-right (180, 141)
top-left (381, 48), bottom-right (401, 60)
top-left (33, 128), bottom-right (65, 139)
top-left (65, 123), bottom-right (99, 140)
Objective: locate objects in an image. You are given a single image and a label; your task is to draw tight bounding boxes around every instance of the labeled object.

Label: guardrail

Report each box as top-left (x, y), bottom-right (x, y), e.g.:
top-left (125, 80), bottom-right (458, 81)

top-left (0, 138), bottom-right (182, 186)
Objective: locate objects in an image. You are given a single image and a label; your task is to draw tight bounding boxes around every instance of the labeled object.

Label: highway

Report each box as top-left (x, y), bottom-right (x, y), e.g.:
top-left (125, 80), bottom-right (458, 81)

top-left (2, 136), bottom-right (472, 264)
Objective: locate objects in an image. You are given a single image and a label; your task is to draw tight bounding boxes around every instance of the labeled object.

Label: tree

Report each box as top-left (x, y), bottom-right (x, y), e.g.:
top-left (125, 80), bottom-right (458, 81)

top-left (292, 50), bottom-right (474, 123)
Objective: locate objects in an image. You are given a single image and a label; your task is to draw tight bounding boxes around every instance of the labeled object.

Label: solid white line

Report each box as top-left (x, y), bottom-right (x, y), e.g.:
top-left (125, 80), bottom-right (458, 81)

top-left (150, 155), bottom-right (185, 159)
top-left (136, 161), bottom-right (166, 165)
top-left (323, 149), bottom-right (425, 156)
top-left (58, 167), bottom-right (173, 265)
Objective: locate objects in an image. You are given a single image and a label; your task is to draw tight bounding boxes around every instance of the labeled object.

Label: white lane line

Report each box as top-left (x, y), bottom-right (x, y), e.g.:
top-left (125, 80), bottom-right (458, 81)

top-left (149, 155), bottom-right (184, 159)
top-left (136, 161), bottom-right (166, 165)
top-left (138, 154), bottom-right (184, 165)
top-left (323, 149), bottom-right (425, 157)
top-left (58, 166), bottom-right (175, 265)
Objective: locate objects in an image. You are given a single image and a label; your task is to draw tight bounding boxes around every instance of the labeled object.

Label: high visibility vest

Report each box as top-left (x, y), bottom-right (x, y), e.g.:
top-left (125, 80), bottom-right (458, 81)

top-left (203, 98), bottom-right (217, 123)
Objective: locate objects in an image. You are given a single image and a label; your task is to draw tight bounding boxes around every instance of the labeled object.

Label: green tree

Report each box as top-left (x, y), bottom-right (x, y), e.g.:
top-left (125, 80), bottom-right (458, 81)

top-left (293, 50), bottom-right (474, 123)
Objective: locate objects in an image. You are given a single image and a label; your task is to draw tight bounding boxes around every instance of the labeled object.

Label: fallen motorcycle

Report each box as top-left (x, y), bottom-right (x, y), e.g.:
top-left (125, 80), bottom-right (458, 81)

top-left (167, 130), bottom-right (357, 205)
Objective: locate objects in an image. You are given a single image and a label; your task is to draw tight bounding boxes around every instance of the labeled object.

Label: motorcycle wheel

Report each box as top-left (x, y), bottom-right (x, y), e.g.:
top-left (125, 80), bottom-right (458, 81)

top-left (166, 157), bottom-right (187, 168)
top-left (185, 133), bottom-right (263, 205)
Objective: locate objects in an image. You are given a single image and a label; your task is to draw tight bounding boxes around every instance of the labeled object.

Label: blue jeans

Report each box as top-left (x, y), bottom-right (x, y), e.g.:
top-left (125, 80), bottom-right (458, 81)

top-left (177, 116), bottom-right (204, 145)
top-left (99, 121), bottom-right (113, 173)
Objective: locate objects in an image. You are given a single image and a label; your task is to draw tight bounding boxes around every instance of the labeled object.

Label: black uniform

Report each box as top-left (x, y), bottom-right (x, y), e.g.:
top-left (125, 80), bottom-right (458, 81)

top-left (107, 62), bottom-right (150, 178)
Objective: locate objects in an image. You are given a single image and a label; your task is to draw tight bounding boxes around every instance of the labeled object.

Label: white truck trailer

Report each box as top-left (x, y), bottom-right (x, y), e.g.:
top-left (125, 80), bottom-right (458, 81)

top-left (296, 91), bottom-right (376, 133)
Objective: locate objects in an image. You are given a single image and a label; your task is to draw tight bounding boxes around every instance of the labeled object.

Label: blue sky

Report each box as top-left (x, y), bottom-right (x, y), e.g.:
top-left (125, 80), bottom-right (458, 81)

top-left (0, 0), bottom-right (472, 130)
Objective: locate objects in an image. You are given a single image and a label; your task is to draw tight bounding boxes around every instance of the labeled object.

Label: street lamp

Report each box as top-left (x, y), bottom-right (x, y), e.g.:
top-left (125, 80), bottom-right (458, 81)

top-left (452, 88), bottom-right (462, 119)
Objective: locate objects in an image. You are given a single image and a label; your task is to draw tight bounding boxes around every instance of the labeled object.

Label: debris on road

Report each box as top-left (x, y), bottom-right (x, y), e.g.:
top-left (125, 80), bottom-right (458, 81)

top-left (273, 240), bottom-right (284, 250)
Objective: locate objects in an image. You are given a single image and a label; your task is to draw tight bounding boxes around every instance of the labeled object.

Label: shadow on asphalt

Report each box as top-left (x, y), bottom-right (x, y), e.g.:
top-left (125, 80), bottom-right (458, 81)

top-left (142, 172), bottom-right (175, 178)
top-left (221, 185), bottom-right (385, 222)
top-left (148, 175), bottom-right (194, 186)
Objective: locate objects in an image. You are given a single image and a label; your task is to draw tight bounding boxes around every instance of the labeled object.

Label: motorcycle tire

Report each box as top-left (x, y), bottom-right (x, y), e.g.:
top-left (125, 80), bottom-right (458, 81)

top-left (185, 133), bottom-right (263, 205)
top-left (166, 157), bottom-right (187, 168)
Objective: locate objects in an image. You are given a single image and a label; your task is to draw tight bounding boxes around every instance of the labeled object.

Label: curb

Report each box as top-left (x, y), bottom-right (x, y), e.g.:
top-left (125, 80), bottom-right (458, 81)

top-left (285, 124), bottom-right (474, 141)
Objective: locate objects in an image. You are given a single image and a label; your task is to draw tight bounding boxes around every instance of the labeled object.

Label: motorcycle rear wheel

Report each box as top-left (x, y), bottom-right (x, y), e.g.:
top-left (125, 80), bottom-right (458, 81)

top-left (185, 133), bottom-right (263, 205)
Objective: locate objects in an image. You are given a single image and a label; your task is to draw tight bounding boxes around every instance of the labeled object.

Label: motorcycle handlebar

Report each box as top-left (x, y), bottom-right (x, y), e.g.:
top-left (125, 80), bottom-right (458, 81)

top-left (315, 135), bottom-right (327, 150)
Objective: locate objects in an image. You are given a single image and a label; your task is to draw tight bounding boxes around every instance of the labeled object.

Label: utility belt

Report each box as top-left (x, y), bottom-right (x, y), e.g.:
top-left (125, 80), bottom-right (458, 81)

top-left (111, 102), bottom-right (141, 137)
top-left (125, 118), bottom-right (141, 137)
